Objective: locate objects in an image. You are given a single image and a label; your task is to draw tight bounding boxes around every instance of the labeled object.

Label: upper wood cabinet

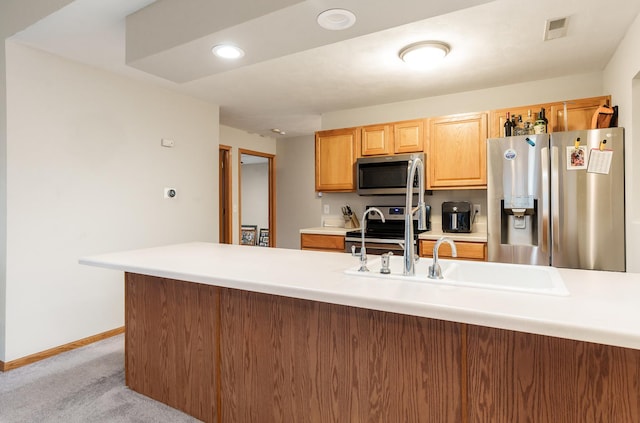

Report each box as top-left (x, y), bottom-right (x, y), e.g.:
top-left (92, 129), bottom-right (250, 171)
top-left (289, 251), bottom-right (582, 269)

top-left (428, 112), bottom-right (488, 190)
top-left (315, 128), bottom-right (359, 192)
top-left (361, 124), bottom-right (392, 156)
top-left (361, 119), bottom-right (425, 156)
top-left (549, 95), bottom-right (610, 132)
top-left (489, 95), bottom-right (611, 138)
top-left (394, 119), bottom-right (425, 154)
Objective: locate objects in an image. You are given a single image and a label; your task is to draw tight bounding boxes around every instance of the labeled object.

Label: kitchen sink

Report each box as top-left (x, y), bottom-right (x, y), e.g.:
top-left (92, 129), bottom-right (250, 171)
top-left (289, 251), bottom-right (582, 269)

top-left (344, 256), bottom-right (569, 296)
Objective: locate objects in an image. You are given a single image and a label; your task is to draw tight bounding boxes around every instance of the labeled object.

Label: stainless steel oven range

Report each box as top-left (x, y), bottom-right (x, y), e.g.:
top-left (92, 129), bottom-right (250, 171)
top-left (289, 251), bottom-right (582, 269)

top-left (344, 205), bottom-right (431, 256)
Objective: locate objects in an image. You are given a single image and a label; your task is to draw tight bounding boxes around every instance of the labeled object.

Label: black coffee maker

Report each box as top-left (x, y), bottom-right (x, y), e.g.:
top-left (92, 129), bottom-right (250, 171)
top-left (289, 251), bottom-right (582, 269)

top-left (442, 201), bottom-right (472, 233)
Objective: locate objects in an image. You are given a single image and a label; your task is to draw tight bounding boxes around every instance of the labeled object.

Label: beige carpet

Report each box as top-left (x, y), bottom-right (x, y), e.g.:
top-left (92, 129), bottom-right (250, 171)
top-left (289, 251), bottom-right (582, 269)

top-left (0, 334), bottom-right (201, 422)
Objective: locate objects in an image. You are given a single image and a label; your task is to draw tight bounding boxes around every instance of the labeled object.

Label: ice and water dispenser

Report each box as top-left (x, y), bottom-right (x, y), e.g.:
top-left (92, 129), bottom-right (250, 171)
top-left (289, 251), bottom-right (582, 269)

top-left (500, 196), bottom-right (537, 246)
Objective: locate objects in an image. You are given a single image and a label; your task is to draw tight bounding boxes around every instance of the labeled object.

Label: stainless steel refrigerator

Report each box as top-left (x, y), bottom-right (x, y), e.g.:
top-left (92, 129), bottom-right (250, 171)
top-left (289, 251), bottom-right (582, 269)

top-left (487, 128), bottom-right (625, 271)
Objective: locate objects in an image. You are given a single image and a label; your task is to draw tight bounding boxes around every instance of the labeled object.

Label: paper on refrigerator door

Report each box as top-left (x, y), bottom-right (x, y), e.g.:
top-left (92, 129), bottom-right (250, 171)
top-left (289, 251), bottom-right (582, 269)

top-left (587, 149), bottom-right (613, 174)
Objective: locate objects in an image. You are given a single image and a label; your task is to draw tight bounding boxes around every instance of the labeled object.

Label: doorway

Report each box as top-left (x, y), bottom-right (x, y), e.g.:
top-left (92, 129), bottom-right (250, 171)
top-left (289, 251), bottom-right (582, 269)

top-left (219, 145), bottom-right (232, 244)
top-left (239, 149), bottom-right (276, 247)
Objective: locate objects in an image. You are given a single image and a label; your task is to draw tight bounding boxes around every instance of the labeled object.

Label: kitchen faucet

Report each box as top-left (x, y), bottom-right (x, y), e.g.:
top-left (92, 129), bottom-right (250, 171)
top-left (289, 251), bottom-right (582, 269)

top-left (352, 207), bottom-right (386, 272)
top-left (403, 157), bottom-right (427, 276)
top-left (428, 237), bottom-right (457, 279)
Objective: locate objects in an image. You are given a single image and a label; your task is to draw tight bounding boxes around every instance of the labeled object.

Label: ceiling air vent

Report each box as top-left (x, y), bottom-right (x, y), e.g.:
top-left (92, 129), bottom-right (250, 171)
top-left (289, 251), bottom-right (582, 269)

top-left (544, 17), bottom-right (569, 41)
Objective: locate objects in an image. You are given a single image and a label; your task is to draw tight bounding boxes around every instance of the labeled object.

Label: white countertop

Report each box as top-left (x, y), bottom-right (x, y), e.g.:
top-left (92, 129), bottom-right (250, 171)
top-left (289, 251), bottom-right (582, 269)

top-left (80, 242), bottom-right (640, 350)
top-left (300, 227), bottom-right (356, 236)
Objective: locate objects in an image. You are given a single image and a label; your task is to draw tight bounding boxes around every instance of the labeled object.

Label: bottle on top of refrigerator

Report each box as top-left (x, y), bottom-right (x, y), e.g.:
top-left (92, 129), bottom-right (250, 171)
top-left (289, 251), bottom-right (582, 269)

top-left (534, 108), bottom-right (547, 134)
top-left (504, 112), bottom-right (513, 136)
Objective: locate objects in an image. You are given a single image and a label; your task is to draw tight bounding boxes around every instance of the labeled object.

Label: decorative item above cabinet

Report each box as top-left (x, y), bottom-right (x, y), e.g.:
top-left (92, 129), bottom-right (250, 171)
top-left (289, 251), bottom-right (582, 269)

top-left (489, 95), bottom-right (611, 138)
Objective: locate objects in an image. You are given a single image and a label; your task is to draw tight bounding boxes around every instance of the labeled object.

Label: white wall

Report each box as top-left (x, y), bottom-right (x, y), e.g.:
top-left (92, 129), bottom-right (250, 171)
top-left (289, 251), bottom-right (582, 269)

top-left (322, 72), bottom-right (604, 130)
top-left (0, 43), bottom-right (7, 361)
top-left (603, 12), bottom-right (640, 272)
top-left (3, 42), bottom-right (219, 362)
top-left (241, 162), bottom-right (269, 231)
top-left (219, 125), bottom-right (276, 244)
top-left (0, 0), bottom-right (76, 368)
top-left (276, 135), bottom-right (321, 249)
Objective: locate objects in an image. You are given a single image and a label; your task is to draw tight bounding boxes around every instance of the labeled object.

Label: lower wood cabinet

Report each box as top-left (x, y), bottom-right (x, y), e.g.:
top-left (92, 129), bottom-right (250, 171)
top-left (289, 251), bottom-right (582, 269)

top-left (419, 239), bottom-right (487, 261)
top-left (126, 273), bottom-right (640, 423)
top-left (301, 233), bottom-right (345, 252)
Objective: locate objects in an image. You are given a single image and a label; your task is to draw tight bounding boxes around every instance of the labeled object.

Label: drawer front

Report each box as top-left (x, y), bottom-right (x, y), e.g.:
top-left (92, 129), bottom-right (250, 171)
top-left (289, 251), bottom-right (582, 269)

top-left (419, 240), bottom-right (486, 261)
top-left (301, 234), bottom-right (345, 252)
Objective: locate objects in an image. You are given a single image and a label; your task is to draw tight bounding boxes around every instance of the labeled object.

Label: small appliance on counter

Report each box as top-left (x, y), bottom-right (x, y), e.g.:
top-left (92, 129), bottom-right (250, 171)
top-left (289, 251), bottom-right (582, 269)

top-left (442, 201), bottom-right (472, 233)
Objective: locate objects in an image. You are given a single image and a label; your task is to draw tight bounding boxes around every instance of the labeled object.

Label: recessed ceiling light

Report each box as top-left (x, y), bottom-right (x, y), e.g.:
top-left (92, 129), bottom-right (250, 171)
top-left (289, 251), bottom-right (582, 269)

top-left (211, 44), bottom-right (245, 59)
top-left (399, 41), bottom-right (450, 67)
top-left (317, 8), bottom-right (356, 31)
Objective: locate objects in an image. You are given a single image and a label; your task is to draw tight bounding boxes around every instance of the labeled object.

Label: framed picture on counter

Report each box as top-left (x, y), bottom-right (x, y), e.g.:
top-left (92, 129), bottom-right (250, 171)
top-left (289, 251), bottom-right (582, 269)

top-left (241, 225), bottom-right (257, 245)
top-left (258, 228), bottom-right (270, 247)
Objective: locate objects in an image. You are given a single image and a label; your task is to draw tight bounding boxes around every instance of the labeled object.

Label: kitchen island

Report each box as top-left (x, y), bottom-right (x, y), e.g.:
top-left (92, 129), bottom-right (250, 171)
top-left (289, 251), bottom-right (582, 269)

top-left (81, 242), bottom-right (640, 422)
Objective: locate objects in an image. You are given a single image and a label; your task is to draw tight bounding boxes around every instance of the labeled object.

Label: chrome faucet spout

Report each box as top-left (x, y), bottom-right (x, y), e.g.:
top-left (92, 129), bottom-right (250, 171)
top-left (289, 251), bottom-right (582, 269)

top-left (356, 207), bottom-right (386, 272)
top-left (403, 156), bottom-right (426, 276)
top-left (428, 237), bottom-right (457, 279)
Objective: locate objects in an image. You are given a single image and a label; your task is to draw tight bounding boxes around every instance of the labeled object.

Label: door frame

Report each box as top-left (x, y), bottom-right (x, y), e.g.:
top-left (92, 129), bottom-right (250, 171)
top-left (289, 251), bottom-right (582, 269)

top-left (219, 145), bottom-right (232, 244)
top-left (238, 149), bottom-right (276, 247)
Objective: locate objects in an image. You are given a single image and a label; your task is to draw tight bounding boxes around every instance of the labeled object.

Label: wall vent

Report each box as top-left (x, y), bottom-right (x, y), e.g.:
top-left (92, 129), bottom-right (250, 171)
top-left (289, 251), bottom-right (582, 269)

top-left (544, 17), bottom-right (569, 41)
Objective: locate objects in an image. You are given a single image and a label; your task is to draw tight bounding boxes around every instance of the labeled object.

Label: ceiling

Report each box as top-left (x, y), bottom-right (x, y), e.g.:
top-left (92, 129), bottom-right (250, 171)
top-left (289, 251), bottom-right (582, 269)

top-left (10, 0), bottom-right (640, 138)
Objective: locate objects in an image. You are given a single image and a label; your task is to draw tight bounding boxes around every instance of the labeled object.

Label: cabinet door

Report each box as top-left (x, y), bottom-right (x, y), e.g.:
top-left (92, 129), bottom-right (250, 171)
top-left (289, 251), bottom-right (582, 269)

top-left (428, 112), bottom-right (487, 189)
top-left (419, 240), bottom-right (486, 261)
top-left (549, 95), bottom-right (611, 132)
top-left (394, 119), bottom-right (425, 154)
top-left (315, 128), bottom-right (358, 192)
top-left (300, 234), bottom-right (345, 252)
top-left (489, 106), bottom-right (545, 139)
top-left (361, 124), bottom-right (392, 156)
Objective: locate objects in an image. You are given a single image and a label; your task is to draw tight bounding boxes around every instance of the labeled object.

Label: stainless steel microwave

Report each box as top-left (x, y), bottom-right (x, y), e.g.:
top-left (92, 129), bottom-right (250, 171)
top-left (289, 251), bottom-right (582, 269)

top-left (356, 153), bottom-right (425, 195)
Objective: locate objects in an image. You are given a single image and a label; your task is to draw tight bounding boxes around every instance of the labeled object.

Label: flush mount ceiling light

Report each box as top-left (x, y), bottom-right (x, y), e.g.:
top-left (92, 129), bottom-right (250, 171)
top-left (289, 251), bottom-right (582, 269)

top-left (317, 8), bottom-right (356, 30)
top-left (399, 41), bottom-right (450, 67)
top-left (211, 44), bottom-right (245, 59)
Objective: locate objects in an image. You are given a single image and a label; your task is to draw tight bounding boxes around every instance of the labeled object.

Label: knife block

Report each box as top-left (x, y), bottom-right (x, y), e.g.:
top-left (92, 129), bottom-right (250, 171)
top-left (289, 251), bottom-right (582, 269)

top-left (344, 214), bottom-right (359, 229)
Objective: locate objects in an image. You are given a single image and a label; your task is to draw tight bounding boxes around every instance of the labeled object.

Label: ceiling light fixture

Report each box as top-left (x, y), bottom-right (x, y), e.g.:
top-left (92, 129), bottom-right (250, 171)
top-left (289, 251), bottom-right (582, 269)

top-left (271, 128), bottom-right (286, 135)
top-left (317, 8), bottom-right (356, 31)
top-left (211, 44), bottom-right (245, 59)
top-left (399, 41), bottom-right (450, 67)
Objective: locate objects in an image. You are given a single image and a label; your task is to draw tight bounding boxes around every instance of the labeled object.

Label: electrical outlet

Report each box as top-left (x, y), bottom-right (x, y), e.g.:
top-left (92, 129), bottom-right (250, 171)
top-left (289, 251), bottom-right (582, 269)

top-left (323, 204), bottom-right (330, 214)
top-left (473, 204), bottom-right (481, 216)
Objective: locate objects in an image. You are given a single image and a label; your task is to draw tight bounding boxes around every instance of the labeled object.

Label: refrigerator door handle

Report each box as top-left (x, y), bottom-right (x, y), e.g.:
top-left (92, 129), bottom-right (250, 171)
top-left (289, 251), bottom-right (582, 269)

top-left (541, 147), bottom-right (549, 253)
top-left (550, 146), bottom-right (560, 253)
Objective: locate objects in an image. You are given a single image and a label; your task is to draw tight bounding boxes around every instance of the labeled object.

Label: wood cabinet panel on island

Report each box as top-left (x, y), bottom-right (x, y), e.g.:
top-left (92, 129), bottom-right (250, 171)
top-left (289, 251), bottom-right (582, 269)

top-left (125, 272), bottom-right (640, 423)
top-left (428, 112), bottom-right (488, 190)
top-left (419, 239), bottom-right (487, 261)
top-left (315, 128), bottom-right (359, 192)
top-left (300, 233), bottom-right (345, 252)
